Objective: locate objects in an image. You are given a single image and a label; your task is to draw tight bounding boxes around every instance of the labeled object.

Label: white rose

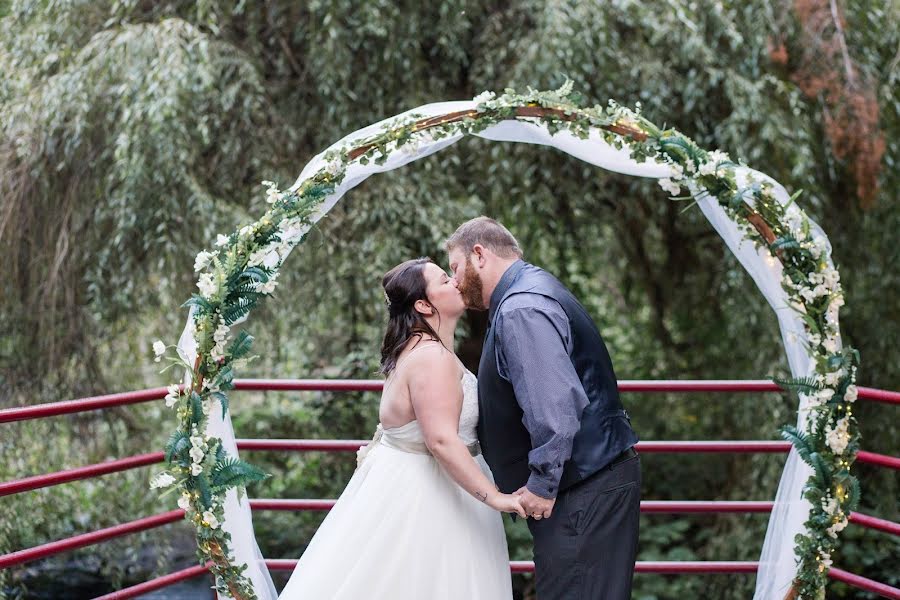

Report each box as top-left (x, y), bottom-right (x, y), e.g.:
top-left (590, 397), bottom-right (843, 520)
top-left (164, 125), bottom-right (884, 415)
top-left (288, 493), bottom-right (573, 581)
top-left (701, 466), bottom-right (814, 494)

top-left (816, 388), bottom-right (834, 401)
top-left (189, 446), bottom-right (205, 464)
top-left (150, 472), bottom-right (177, 489)
top-left (193, 251), bottom-right (215, 272)
top-left (197, 273), bottom-right (218, 298)
top-left (258, 272), bottom-right (279, 294)
top-left (658, 178), bottom-right (682, 196)
top-left (164, 384), bottom-right (180, 408)
top-left (215, 234), bottom-right (229, 247)
top-left (247, 248), bottom-right (270, 268)
top-left (822, 336), bottom-right (839, 354)
top-left (698, 161), bottom-right (718, 176)
top-left (213, 322), bottom-right (229, 344)
top-left (707, 150), bottom-right (730, 164)
top-left (153, 340), bottom-right (166, 361)
top-left (843, 385), bottom-right (858, 403)
top-left (824, 416), bottom-right (850, 455)
top-left (191, 463), bottom-right (203, 476)
top-left (473, 90), bottom-right (496, 104)
top-left (823, 369), bottom-right (844, 386)
top-left (203, 510), bottom-right (219, 529)
top-left (177, 494), bottom-right (192, 511)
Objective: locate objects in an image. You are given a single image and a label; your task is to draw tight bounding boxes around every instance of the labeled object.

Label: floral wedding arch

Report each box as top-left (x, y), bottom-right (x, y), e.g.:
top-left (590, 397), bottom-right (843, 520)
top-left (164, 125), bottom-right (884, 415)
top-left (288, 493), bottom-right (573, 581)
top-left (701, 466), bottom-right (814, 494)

top-left (151, 84), bottom-right (860, 600)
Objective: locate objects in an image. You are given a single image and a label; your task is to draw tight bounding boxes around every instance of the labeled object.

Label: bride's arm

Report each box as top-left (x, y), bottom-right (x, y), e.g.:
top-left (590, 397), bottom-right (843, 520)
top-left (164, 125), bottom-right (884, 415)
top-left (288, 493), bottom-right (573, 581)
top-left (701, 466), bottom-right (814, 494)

top-left (408, 346), bottom-right (525, 517)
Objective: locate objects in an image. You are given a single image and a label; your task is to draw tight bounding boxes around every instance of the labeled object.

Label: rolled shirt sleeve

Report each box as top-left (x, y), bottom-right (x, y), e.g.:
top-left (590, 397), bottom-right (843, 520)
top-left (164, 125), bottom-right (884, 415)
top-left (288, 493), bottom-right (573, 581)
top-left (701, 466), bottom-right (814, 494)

top-left (494, 293), bottom-right (589, 499)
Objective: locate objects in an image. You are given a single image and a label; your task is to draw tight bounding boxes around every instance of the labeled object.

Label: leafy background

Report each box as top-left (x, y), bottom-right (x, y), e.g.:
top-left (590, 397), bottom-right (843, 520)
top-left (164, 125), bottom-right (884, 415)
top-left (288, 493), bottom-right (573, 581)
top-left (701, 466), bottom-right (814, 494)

top-left (0, 1), bottom-right (897, 598)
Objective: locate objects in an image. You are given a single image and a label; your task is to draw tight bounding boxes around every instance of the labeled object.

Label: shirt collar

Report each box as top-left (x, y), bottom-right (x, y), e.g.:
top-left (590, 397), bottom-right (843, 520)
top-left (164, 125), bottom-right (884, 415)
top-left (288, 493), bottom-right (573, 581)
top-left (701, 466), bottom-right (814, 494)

top-left (488, 259), bottom-right (525, 324)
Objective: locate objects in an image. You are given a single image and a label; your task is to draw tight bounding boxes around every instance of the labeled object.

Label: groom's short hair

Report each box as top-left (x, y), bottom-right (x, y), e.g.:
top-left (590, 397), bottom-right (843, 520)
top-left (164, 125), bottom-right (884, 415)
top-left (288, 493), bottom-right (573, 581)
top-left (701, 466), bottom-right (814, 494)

top-left (445, 216), bottom-right (523, 259)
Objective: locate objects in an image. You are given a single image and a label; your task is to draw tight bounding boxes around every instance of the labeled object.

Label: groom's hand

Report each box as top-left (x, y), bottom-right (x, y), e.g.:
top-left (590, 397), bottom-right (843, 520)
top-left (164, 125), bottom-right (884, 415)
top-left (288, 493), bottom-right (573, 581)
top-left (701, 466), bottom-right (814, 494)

top-left (514, 486), bottom-right (556, 520)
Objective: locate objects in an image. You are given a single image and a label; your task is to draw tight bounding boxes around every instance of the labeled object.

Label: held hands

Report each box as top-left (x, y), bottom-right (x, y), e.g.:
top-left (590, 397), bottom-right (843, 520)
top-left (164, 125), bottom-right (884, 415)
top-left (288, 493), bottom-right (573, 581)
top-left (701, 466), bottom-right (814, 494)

top-left (514, 486), bottom-right (556, 520)
top-left (487, 491), bottom-right (527, 518)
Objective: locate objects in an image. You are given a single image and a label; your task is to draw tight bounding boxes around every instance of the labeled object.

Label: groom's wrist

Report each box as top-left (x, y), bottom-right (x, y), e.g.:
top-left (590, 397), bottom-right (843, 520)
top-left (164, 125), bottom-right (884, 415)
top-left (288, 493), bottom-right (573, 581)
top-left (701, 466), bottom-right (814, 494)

top-left (526, 475), bottom-right (558, 500)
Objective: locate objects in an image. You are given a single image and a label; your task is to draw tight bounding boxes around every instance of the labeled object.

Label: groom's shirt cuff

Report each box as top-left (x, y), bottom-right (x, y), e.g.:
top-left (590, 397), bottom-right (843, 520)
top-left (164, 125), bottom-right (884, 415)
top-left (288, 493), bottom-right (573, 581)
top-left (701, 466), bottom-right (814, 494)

top-left (495, 293), bottom-right (589, 499)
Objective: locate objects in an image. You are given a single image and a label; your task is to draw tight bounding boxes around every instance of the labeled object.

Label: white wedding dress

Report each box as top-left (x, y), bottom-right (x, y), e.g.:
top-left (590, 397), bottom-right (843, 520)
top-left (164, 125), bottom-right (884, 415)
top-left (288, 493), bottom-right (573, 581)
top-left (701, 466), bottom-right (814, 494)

top-left (278, 367), bottom-right (513, 599)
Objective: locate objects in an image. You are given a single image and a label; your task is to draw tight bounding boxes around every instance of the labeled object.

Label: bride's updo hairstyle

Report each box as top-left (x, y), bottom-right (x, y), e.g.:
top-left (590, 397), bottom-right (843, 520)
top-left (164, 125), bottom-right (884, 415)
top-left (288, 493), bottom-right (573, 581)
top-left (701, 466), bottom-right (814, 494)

top-left (380, 257), bottom-right (444, 376)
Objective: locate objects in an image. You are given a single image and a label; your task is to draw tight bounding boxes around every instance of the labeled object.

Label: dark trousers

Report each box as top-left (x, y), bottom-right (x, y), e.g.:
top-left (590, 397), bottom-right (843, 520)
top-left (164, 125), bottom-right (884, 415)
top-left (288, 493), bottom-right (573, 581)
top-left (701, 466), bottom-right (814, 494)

top-left (527, 450), bottom-right (641, 600)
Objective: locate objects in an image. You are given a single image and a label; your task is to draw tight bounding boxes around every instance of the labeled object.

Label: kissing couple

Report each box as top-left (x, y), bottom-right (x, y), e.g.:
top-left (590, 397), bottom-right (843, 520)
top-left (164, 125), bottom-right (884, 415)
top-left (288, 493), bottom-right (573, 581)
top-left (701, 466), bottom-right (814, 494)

top-left (279, 217), bottom-right (641, 600)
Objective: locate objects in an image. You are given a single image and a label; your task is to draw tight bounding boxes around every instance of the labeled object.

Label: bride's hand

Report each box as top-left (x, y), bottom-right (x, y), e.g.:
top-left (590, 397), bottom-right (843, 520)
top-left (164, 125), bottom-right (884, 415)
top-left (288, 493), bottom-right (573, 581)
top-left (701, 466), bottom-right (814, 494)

top-left (488, 492), bottom-right (527, 518)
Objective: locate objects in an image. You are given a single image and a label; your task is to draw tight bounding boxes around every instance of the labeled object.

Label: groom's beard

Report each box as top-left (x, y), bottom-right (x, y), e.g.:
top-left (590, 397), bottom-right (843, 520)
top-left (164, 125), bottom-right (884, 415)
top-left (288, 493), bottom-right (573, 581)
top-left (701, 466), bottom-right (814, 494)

top-left (459, 259), bottom-right (486, 311)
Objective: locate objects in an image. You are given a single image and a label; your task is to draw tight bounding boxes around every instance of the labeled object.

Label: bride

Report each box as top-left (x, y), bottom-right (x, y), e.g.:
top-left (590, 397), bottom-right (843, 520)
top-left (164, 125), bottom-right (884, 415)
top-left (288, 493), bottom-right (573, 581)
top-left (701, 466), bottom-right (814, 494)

top-left (279, 257), bottom-right (524, 599)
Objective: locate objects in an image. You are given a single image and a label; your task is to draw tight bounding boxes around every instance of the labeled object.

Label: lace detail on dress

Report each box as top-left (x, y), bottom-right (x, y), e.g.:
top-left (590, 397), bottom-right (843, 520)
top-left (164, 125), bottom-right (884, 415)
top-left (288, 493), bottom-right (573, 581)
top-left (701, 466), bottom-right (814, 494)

top-left (457, 370), bottom-right (480, 445)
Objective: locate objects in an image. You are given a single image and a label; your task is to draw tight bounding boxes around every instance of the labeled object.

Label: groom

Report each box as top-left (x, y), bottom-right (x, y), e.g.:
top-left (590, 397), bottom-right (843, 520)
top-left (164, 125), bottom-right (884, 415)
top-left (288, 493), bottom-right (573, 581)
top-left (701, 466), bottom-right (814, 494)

top-left (446, 217), bottom-right (641, 600)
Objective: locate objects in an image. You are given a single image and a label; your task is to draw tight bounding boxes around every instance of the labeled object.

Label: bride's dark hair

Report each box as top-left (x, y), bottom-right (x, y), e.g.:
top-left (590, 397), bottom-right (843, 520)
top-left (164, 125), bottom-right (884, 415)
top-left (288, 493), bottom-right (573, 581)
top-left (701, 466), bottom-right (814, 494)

top-left (379, 258), bottom-right (444, 376)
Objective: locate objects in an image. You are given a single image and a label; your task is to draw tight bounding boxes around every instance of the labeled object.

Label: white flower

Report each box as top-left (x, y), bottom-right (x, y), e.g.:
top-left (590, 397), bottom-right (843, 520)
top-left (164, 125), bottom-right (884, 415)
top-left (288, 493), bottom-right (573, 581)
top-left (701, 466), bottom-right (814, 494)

top-left (821, 496), bottom-right (840, 515)
top-left (801, 392), bottom-right (824, 408)
top-left (191, 463), bottom-right (203, 476)
top-left (150, 472), bottom-right (176, 489)
top-left (822, 335), bottom-right (840, 354)
top-left (193, 251), bottom-right (215, 272)
top-left (202, 510), bottom-right (219, 529)
top-left (190, 434), bottom-right (206, 449)
top-left (177, 493), bottom-right (192, 511)
top-left (816, 388), bottom-right (834, 401)
top-left (826, 515), bottom-right (848, 538)
top-left (189, 446), bottom-right (205, 464)
top-left (197, 273), bottom-right (218, 299)
top-left (825, 301), bottom-right (842, 326)
top-left (473, 90), bottom-right (496, 104)
top-left (824, 369), bottom-right (844, 387)
top-left (825, 416), bottom-right (850, 455)
top-left (844, 385), bottom-right (858, 403)
top-left (164, 384), bottom-right (180, 408)
top-left (247, 248), bottom-right (270, 268)
top-left (263, 180), bottom-right (284, 205)
top-left (667, 162), bottom-right (685, 179)
top-left (808, 238), bottom-right (828, 259)
top-left (153, 340), bottom-right (166, 362)
top-left (213, 322), bottom-right (229, 344)
top-left (215, 234), bottom-right (230, 248)
top-left (708, 150), bottom-right (730, 164)
top-left (258, 272), bottom-right (279, 294)
top-left (658, 178), bottom-right (682, 196)
top-left (698, 161), bottom-right (718, 176)
top-left (324, 159), bottom-right (342, 176)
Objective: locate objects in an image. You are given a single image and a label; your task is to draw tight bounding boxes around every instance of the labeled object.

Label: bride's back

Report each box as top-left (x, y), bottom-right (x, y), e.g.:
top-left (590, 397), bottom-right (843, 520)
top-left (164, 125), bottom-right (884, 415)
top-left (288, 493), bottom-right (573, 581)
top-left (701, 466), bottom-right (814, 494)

top-left (379, 338), bottom-right (460, 430)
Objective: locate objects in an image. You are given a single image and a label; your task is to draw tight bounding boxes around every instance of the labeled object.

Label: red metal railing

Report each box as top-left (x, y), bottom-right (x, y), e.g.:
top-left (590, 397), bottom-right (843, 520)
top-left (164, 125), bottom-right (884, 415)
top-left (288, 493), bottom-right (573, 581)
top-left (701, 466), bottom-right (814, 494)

top-left (2, 379), bottom-right (897, 424)
top-left (4, 498), bottom-right (897, 571)
top-left (5, 440), bottom-right (899, 499)
top-left (2, 379), bottom-right (898, 599)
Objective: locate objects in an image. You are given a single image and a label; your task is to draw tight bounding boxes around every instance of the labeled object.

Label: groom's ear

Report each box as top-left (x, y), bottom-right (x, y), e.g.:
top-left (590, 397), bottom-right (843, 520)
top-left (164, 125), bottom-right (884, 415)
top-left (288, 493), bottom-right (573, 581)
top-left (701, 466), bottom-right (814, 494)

top-left (472, 244), bottom-right (487, 267)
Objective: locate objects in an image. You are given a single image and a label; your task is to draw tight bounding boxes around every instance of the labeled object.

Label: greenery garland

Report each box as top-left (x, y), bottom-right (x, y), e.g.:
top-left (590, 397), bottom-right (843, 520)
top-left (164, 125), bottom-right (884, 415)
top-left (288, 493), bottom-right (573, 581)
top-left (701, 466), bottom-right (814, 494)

top-left (151, 82), bottom-right (859, 599)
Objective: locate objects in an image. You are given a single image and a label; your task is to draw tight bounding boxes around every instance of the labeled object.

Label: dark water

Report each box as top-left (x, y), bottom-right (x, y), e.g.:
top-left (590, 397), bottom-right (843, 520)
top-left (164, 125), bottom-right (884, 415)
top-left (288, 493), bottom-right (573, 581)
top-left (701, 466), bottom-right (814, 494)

top-left (134, 575), bottom-right (215, 599)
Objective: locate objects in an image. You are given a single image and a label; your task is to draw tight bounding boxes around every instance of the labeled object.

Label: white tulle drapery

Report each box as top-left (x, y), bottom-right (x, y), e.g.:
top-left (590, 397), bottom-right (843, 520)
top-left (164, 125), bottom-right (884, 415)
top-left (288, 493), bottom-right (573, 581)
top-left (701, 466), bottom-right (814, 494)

top-left (174, 99), bottom-right (836, 599)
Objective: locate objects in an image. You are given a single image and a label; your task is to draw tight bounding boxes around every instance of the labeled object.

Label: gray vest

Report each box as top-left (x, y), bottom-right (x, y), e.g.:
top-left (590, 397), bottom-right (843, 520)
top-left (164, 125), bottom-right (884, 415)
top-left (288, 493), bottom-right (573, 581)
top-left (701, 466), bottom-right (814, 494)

top-left (477, 262), bottom-right (638, 494)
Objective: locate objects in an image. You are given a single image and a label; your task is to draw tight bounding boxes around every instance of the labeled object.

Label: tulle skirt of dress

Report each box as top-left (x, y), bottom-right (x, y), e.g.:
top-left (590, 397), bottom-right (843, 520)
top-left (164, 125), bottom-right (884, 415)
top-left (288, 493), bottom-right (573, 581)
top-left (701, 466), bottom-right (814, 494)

top-left (278, 431), bottom-right (512, 599)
